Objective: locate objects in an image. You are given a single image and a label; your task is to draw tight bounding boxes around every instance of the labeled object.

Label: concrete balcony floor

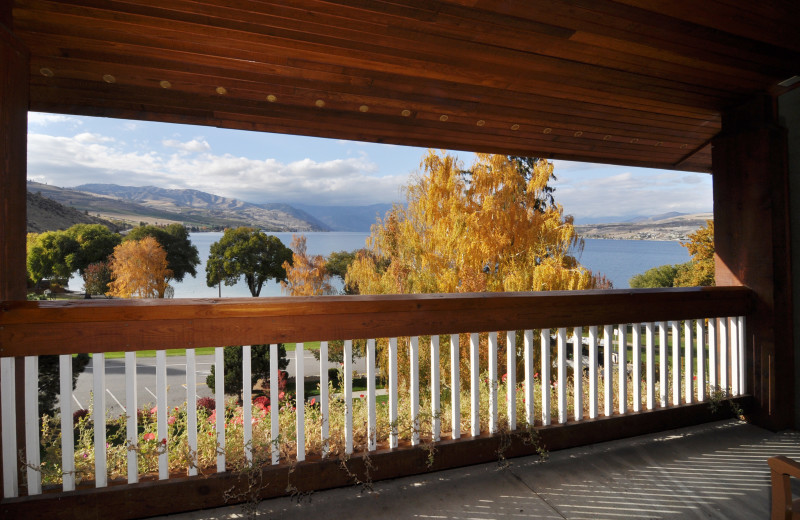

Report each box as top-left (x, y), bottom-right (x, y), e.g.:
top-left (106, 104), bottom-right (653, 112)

top-left (154, 419), bottom-right (800, 520)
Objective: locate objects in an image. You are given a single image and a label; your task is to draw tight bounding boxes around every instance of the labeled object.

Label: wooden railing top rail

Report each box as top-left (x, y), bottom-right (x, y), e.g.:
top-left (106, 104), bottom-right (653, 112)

top-left (0, 287), bottom-right (753, 357)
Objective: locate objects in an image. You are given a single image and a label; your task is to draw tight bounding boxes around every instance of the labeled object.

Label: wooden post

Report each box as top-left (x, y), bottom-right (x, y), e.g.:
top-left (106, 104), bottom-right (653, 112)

top-left (712, 94), bottom-right (793, 430)
top-left (0, 11), bottom-right (29, 498)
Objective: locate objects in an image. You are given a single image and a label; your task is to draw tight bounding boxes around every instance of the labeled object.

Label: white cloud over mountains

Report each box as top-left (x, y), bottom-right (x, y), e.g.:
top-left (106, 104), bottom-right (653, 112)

top-left (28, 133), bottom-right (406, 205)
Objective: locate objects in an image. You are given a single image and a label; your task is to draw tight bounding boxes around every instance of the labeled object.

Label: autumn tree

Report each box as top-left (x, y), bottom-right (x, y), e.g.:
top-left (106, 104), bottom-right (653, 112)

top-left (205, 227), bottom-right (293, 296)
top-left (82, 261), bottom-right (113, 296)
top-left (124, 224), bottom-right (199, 281)
top-left (107, 237), bottom-right (173, 298)
top-left (281, 235), bottom-right (334, 296)
top-left (346, 151), bottom-right (607, 389)
top-left (674, 220), bottom-right (715, 287)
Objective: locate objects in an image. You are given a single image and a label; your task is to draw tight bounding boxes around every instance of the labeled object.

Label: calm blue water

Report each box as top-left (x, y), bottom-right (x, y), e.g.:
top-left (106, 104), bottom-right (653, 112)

top-left (170, 233), bottom-right (690, 298)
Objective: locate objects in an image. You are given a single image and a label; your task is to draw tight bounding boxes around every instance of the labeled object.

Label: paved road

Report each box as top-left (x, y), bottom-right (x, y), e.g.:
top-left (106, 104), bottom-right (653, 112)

top-left (71, 350), bottom-right (367, 417)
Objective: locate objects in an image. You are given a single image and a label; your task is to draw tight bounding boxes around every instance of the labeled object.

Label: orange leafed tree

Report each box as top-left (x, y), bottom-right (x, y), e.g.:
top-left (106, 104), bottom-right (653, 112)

top-left (107, 236), bottom-right (173, 298)
top-left (281, 234), bottom-right (333, 296)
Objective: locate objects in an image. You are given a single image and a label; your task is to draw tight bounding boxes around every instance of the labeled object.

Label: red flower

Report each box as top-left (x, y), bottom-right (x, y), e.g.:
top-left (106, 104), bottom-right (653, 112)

top-left (309, 398), bottom-right (316, 405)
top-left (278, 391), bottom-right (285, 400)
top-left (502, 373), bottom-right (508, 382)
top-left (143, 432), bottom-right (156, 441)
top-left (360, 394), bottom-right (365, 398)
top-left (161, 438), bottom-right (167, 445)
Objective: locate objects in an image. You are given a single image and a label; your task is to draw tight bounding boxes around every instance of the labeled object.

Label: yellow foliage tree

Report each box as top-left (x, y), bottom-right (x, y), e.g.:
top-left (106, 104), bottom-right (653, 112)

top-left (107, 236), bottom-right (173, 298)
top-left (345, 151), bottom-right (607, 389)
top-left (281, 235), bottom-right (334, 296)
top-left (675, 220), bottom-right (715, 287)
top-left (346, 151), bottom-right (603, 295)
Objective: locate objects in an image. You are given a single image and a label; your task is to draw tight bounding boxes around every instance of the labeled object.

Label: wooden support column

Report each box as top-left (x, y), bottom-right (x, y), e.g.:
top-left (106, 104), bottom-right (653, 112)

top-left (0, 12), bottom-right (29, 497)
top-left (713, 94), bottom-right (793, 430)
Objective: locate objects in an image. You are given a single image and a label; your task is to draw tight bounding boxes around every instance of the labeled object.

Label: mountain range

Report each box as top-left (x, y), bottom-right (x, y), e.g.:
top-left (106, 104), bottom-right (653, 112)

top-left (27, 182), bottom-right (391, 232)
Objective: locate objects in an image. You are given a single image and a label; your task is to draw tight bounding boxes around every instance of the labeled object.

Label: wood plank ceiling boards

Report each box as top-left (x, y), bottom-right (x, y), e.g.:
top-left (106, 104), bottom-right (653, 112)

top-left (11, 0), bottom-right (800, 173)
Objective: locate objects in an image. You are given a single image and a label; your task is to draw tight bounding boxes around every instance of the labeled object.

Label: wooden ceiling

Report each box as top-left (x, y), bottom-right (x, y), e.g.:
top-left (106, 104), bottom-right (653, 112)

top-left (11, 0), bottom-right (800, 173)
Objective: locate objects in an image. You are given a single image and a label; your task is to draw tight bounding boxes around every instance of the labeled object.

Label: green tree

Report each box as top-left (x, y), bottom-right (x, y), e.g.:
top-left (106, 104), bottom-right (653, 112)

top-left (205, 227), bottom-right (293, 297)
top-left (26, 231), bottom-right (79, 286)
top-left (65, 224), bottom-right (121, 275)
top-left (325, 249), bottom-right (372, 294)
top-left (205, 345), bottom-right (288, 404)
top-left (629, 264), bottom-right (683, 288)
top-left (124, 224), bottom-right (199, 282)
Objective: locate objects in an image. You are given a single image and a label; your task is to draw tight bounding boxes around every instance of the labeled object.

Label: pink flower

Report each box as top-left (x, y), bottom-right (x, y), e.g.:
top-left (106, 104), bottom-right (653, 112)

top-left (143, 432), bottom-right (156, 441)
top-left (309, 398), bottom-right (316, 405)
top-left (534, 373), bottom-right (539, 378)
top-left (278, 391), bottom-right (285, 400)
top-left (208, 410), bottom-right (217, 424)
top-left (150, 406), bottom-right (157, 414)
top-left (502, 373), bottom-right (508, 382)
top-left (167, 416), bottom-right (176, 425)
top-left (267, 405), bottom-right (271, 413)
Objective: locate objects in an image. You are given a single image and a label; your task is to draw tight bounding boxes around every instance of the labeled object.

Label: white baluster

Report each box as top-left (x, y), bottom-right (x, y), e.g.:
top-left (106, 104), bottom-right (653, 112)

top-left (670, 321), bottom-right (680, 406)
top-left (684, 320), bottom-right (693, 404)
top-left (24, 356), bottom-right (41, 495)
top-left (470, 333), bottom-right (479, 437)
top-left (431, 336), bottom-right (441, 441)
top-left (270, 344), bottom-right (279, 465)
top-left (93, 352), bottom-right (107, 487)
top-left (604, 325), bottom-right (612, 416)
top-left (320, 340), bottom-right (329, 456)
top-left (214, 347), bottom-right (225, 472)
top-left (540, 329), bottom-right (551, 426)
top-left (709, 318), bottom-right (718, 392)
top-left (243, 345), bottom-right (252, 464)
top-left (632, 324), bottom-right (642, 413)
top-left (720, 318), bottom-right (728, 395)
top-left (573, 327), bottom-right (583, 421)
top-left (449, 335), bottom-right (460, 440)
top-left (738, 316), bottom-right (747, 394)
top-left (410, 336), bottom-right (420, 446)
top-left (157, 350), bottom-right (168, 479)
top-left (367, 339), bottom-right (377, 451)
top-left (588, 326), bottom-right (598, 419)
top-left (697, 320), bottom-right (706, 402)
top-left (125, 351), bottom-right (138, 483)
top-left (1, 357), bottom-right (17, 497)
top-left (524, 329), bottom-right (534, 425)
top-left (557, 328), bottom-right (567, 424)
top-left (295, 343), bottom-right (304, 461)
top-left (489, 332), bottom-right (498, 433)
top-left (59, 354), bottom-right (74, 492)
top-left (646, 323), bottom-right (655, 410)
top-left (506, 331), bottom-right (516, 431)
top-left (186, 349), bottom-right (197, 476)
top-left (730, 317), bottom-right (739, 396)
top-left (390, 337), bottom-right (399, 446)
top-left (618, 324), bottom-right (627, 415)
top-left (658, 322), bottom-right (667, 408)
top-left (344, 339), bottom-right (353, 454)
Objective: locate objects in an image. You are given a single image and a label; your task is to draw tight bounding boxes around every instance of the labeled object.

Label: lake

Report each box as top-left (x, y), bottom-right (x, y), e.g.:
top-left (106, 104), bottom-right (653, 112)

top-left (168, 232), bottom-right (690, 298)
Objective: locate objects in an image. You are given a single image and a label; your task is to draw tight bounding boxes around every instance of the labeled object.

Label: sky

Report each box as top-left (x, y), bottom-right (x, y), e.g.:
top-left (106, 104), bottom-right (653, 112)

top-left (27, 112), bottom-right (713, 223)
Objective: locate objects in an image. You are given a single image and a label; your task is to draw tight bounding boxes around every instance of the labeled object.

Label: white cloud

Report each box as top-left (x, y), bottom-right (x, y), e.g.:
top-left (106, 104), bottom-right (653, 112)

top-left (28, 132), bottom-right (406, 205)
top-left (28, 113), bottom-right (82, 127)
top-left (163, 138), bottom-right (211, 153)
top-left (554, 166), bottom-right (713, 220)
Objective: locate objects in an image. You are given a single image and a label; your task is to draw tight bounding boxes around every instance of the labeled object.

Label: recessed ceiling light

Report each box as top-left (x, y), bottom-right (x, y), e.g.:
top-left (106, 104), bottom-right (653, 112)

top-left (476, 120), bottom-right (485, 126)
top-left (439, 115), bottom-right (448, 122)
top-left (160, 80), bottom-right (172, 89)
top-left (315, 99), bottom-right (325, 107)
top-left (102, 74), bottom-right (116, 84)
top-left (543, 128), bottom-right (552, 134)
top-left (39, 68), bottom-right (54, 77)
top-left (511, 124), bottom-right (520, 130)
top-left (401, 109), bottom-right (411, 117)
top-left (216, 86), bottom-right (227, 95)
top-left (574, 131), bottom-right (583, 137)
top-left (266, 94), bottom-right (277, 102)
top-left (359, 105), bottom-right (369, 112)
top-left (603, 135), bottom-right (611, 140)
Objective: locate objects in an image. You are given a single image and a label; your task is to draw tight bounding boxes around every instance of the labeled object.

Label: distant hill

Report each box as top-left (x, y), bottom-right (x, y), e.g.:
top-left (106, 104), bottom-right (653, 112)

top-left (29, 182), bottom-right (328, 232)
top-left (27, 190), bottom-right (127, 233)
top-left (575, 212), bottom-right (712, 241)
top-left (293, 203), bottom-right (394, 232)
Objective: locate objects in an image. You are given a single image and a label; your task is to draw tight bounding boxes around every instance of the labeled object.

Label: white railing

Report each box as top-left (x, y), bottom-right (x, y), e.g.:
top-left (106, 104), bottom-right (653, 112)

top-left (2, 315), bottom-right (747, 498)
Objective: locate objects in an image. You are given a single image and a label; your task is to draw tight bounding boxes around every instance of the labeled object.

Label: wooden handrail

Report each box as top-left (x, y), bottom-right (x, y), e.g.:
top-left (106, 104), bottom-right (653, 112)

top-left (768, 456), bottom-right (800, 520)
top-left (0, 287), bottom-right (753, 357)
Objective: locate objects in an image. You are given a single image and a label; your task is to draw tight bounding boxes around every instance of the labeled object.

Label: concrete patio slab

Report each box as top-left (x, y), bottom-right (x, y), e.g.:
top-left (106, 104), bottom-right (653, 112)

top-left (151, 419), bottom-right (800, 519)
